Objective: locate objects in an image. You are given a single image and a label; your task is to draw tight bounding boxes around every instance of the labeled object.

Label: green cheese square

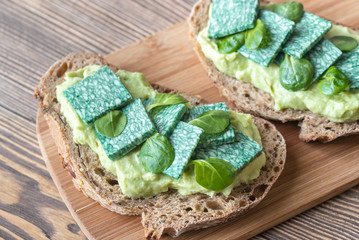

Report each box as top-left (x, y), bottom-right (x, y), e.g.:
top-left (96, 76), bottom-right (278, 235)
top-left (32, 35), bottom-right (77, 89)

top-left (181, 102), bottom-right (235, 148)
top-left (143, 99), bottom-right (187, 137)
top-left (208, 0), bottom-right (259, 39)
top-left (193, 129), bottom-right (263, 169)
top-left (238, 10), bottom-right (295, 67)
top-left (95, 98), bottom-right (156, 160)
top-left (304, 38), bottom-right (342, 80)
top-left (64, 66), bottom-right (132, 124)
top-left (282, 12), bottom-right (332, 59)
top-left (336, 46), bottom-right (359, 90)
top-left (163, 121), bottom-right (203, 179)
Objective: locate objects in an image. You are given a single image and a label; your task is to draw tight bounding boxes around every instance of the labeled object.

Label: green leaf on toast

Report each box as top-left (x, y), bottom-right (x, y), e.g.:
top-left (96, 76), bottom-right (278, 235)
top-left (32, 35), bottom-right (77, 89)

top-left (139, 133), bottom-right (175, 173)
top-left (189, 110), bottom-right (229, 134)
top-left (94, 110), bottom-right (127, 138)
top-left (216, 32), bottom-right (245, 54)
top-left (329, 36), bottom-right (358, 52)
top-left (279, 54), bottom-right (314, 91)
top-left (273, 1), bottom-right (304, 23)
top-left (192, 158), bottom-right (236, 191)
top-left (245, 19), bottom-right (271, 50)
top-left (146, 93), bottom-right (188, 111)
top-left (317, 66), bottom-right (349, 95)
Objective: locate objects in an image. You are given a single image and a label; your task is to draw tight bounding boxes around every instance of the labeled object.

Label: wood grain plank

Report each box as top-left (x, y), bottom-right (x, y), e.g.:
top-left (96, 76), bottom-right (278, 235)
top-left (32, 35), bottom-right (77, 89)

top-left (0, 106), bottom-right (86, 239)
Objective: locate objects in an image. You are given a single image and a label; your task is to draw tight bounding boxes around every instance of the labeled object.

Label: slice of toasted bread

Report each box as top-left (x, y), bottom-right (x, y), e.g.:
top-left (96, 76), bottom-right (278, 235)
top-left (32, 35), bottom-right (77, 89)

top-left (34, 52), bottom-right (286, 239)
top-left (188, 0), bottom-right (359, 143)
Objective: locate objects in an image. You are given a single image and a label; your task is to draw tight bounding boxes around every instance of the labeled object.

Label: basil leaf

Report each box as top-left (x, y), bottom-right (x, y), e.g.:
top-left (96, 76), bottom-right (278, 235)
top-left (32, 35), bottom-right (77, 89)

top-left (279, 54), bottom-right (314, 91)
top-left (193, 158), bottom-right (236, 191)
top-left (146, 93), bottom-right (188, 111)
top-left (274, 1), bottom-right (304, 23)
top-left (329, 36), bottom-right (358, 52)
top-left (317, 66), bottom-right (349, 95)
top-left (94, 110), bottom-right (127, 138)
top-left (260, 2), bottom-right (277, 11)
top-left (139, 133), bottom-right (175, 174)
top-left (189, 110), bottom-right (229, 134)
top-left (245, 19), bottom-right (271, 50)
top-left (216, 32), bottom-right (245, 54)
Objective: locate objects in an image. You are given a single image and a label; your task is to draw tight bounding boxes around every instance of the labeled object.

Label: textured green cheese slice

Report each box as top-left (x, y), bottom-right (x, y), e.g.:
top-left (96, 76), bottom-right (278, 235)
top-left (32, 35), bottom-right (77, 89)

top-left (208, 0), bottom-right (259, 39)
top-left (238, 10), bottom-right (295, 67)
top-left (64, 66), bottom-right (132, 124)
top-left (163, 121), bottom-right (203, 179)
top-left (95, 98), bottom-right (156, 160)
top-left (336, 46), bottom-right (359, 90)
top-left (193, 129), bottom-right (263, 169)
top-left (305, 38), bottom-right (342, 80)
top-left (182, 102), bottom-right (235, 148)
top-left (282, 12), bottom-right (332, 59)
top-left (143, 99), bottom-right (187, 137)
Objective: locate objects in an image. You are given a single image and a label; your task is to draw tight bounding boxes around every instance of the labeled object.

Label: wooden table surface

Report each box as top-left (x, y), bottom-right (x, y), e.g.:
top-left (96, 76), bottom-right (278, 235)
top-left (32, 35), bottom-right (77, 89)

top-left (1, 0), bottom-right (358, 239)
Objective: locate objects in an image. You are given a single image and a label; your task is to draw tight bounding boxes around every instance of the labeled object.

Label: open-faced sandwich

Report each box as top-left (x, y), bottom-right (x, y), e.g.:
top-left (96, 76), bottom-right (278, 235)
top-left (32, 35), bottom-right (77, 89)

top-left (34, 53), bottom-right (286, 239)
top-left (189, 0), bottom-right (359, 142)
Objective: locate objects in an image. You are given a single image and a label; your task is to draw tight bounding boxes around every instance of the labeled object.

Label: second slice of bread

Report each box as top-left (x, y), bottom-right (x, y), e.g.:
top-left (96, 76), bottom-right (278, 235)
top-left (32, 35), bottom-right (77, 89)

top-left (188, 0), bottom-right (359, 143)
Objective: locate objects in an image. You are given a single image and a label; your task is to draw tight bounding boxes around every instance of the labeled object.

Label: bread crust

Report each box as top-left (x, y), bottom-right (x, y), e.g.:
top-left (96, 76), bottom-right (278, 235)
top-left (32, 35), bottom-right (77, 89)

top-left (34, 52), bottom-right (286, 239)
top-left (188, 0), bottom-right (359, 143)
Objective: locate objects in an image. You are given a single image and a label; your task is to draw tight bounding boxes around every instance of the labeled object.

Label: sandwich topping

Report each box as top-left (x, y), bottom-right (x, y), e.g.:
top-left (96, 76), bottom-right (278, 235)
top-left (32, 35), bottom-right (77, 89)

top-left (56, 65), bottom-right (266, 198)
top-left (198, 1), bottom-right (359, 123)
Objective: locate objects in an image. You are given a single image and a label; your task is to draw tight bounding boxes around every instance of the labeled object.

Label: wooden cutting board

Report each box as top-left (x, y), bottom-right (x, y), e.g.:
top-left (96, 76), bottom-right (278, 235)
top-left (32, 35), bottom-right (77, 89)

top-left (36, 7), bottom-right (359, 240)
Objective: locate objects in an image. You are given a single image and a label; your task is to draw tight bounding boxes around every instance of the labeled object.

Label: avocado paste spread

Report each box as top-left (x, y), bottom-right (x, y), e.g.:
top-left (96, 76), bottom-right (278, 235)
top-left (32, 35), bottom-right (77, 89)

top-left (198, 16), bottom-right (359, 123)
top-left (56, 65), bottom-right (266, 198)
